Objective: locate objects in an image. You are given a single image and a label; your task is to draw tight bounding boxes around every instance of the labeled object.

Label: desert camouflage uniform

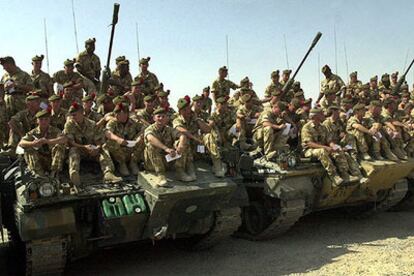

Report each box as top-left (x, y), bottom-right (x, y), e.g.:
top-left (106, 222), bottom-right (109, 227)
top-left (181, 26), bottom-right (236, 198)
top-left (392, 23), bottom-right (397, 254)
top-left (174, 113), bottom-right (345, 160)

top-left (264, 82), bottom-right (282, 98)
top-left (76, 50), bottom-right (101, 82)
top-left (9, 109), bottom-right (38, 149)
top-left (21, 126), bottom-right (65, 175)
top-left (31, 70), bottom-right (53, 101)
top-left (50, 108), bottom-right (68, 130)
top-left (236, 103), bottom-right (261, 147)
top-left (85, 109), bottom-right (103, 122)
top-left (211, 78), bottom-right (238, 100)
top-left (134, 71), bottom-right (159, 96)
top-left (205, 110), bottom-right (235, 159)
top-left (52, 70), bottom-right (84, 98)
top-left (110, 70), bottom-right (133, 96)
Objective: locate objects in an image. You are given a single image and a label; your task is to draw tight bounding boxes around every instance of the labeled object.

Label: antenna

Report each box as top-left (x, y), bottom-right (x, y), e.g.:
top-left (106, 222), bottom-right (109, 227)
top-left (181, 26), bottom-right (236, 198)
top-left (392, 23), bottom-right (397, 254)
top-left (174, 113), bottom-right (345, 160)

top-left (43, 18), bottom-right (50, 74)
top-left (226, 34), bottom-right (229, 79)
top-left (403, 48), bottom-right (410, 72)
top-left (135, 22), bottom-right (141, 62)
top-left (71, 0), bottom-right (80, 53)
top-left (344, 42), bottom-right (349, 83)
top-left (283, 34), bottom-right (289, 69)
top-left (334, 24), bottom-right (338, 74)
top-left (318, 52), bottom-right (321, 93)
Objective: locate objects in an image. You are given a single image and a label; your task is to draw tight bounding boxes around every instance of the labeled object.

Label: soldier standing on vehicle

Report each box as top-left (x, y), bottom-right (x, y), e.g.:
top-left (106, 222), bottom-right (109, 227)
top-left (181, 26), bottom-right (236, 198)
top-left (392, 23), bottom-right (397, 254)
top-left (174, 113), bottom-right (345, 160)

top-left (53, 59), bottom-right (84, 99)
top-left (76, 38), bottom-right (101, 86)
top-left (236, 94), bottom-right (261, 151)
top-left (200, 86), bottom-right (213, 115)
top-left (0, 56), bottom-right (34, 118)
top-left (263, 70), bottom-right (282, 103)
top-left (31, 55), bottom-right (53, 102)
top-left (317, 65), bottom-right (345, 104)
top-left (48, 94), bottom-right (68, 130)
top-left (109, 59), bottom-right (133, 96)
top-left (211, 66), bottom-right (239, 103)
top-left (134, 57), bottom-right (159, 96)
top-left (18, 108), bottom-right (66, 178)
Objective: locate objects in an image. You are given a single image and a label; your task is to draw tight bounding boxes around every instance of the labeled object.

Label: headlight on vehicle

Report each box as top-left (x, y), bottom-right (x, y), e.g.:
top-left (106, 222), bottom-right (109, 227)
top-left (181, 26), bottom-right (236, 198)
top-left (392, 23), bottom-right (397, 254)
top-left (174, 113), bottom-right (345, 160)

top-left (287, 156), bottom-right (297, 168)
top-left (39, 183), bottom-right (55, 197)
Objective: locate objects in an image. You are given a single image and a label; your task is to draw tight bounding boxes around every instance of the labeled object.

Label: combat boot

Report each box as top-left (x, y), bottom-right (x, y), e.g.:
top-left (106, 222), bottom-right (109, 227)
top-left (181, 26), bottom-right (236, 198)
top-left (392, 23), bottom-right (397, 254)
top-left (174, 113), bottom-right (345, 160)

top-left (70, 172), bottom-right (81, 186)
top-left (384, 150), bottom-right (399, 162)
top-left (176, 169), bottom-right (193, 182)
top-left (119, 162), bottom-right (130, 176)
top-left (129, 160), bottom-right (139, 175)
top-left (339, 171), bottom-right (351, 182)
top-left (331, 175), bottom-right (344, 187)
top-left (371, 152), bottom-right (384, 160)
top-left (360, 153), bottom-right (372, 161)
top-left (212, 158), bottom-right (225, 177)
top-left (187, 163), bottom-right (197, 181)
top-left (393, 148), bottom-right (408, 160)
top-left (157, 174), bottom-right (168, 187)
top-left (104, 171), bottom-right (122, 183)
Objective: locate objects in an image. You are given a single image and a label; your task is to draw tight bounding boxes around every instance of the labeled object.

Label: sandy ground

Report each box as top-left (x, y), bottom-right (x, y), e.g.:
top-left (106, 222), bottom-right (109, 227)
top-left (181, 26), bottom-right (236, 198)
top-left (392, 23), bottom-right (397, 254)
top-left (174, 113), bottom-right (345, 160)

top-left (2, 210), bottom-right (414, 276)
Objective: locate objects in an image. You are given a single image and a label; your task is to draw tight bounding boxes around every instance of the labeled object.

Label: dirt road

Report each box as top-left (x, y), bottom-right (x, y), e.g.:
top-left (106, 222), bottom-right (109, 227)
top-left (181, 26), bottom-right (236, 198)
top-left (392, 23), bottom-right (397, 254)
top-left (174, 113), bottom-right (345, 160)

top-left (58, 210), bottom-right (414, 276)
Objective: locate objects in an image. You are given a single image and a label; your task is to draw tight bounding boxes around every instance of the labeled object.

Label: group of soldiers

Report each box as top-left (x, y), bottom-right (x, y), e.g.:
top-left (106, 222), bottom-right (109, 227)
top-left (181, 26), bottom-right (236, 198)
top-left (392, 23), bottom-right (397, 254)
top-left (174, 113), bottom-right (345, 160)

top-left (1, 38), bottom-right (414, 187)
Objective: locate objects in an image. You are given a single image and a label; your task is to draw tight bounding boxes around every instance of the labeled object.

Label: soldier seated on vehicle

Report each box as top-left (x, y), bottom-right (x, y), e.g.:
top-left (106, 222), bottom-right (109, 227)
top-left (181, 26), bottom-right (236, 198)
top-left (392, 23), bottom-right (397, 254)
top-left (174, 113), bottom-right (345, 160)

top-left (346, 102), bottom-right (398, 161)
top-left (7, 93), bottom-right (41, 155)
top-left (82, 94), bottom-right (103, 123)
top-left (133, 94), bottom-right (156, 127)
top-left (236, 94), bottom-right (262, 151)
top-left (104, 102), bottom-right (144, 177)
top-left (144, 107), bottom-right (190, 186)
top-left (173, 96), bottom-right (212, 180)
top-left (191, 94), bottom-right (209, 122)
top-left (252, 101), bottom-right (288, 161)
top-left (64, 102), bottom-right (121, 186)
top-left (18, 109), bottom-right (66, 178)
top-left (301, 108), bottom-right (354, 187)
top-left (48, 94), bottom-right (68, 130)
top-left (204, 96), bottom-right (236, 177)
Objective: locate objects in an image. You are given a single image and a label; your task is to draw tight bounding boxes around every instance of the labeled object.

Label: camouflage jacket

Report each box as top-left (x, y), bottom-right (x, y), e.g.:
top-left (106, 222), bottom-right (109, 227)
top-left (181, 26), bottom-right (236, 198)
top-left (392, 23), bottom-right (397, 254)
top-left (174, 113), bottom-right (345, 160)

top-left (22, 125), bottom-right (63, 154)
top-left (144, 123), bottom-right (181, 149)
top-left (64, 117), bottom-right (103, 145)
top-left (76, 50), bottom-right (101, 81)
top-left (11, 109), bottom-right (38, 132)
top-left (0, 67), bottom-right (33, 95)
top-left (134, 71), bottom-right (159, 96)
top-left (110, 70), bottom-right (133, 96)
top-left (301, 121), bottom-right (330, 150)
top-left (321, 74), bottom-right (345, 95)
top-left (264, 82), bottom-right (282, 98)
top-left (50, 108), bottom-right (68, 130)
top-left (211, 78), bottom-right (238, 99)
top-left (106, 118), bottom-right (143, 140)
top-left (31, 70), bottom-right (53, 98)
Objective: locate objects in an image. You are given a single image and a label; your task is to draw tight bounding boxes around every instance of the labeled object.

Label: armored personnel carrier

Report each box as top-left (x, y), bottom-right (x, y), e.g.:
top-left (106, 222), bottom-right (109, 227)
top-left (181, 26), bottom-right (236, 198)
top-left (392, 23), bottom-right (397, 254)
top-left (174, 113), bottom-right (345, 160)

top-left (236, 152), bottom-right (414, 240)
top-left (0, 156), bottom-right (246, 275)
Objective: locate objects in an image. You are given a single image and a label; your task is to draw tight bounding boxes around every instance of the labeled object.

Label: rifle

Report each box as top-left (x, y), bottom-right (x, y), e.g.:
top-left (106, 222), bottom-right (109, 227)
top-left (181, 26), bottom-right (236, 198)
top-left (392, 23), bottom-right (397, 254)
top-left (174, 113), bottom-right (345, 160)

top-left (99, 3), bottom-right (120, 95)
top-left (393, 57), bottom-right (414, 95)
top-left (282, 32), bottom-right (322, 94)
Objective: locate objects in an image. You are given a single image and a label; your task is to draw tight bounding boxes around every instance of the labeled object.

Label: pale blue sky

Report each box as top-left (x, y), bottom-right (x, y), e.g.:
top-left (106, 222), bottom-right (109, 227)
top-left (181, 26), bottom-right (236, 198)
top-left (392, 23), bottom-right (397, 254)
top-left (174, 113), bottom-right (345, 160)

top-left (1, 0), bottom-right (413, 104)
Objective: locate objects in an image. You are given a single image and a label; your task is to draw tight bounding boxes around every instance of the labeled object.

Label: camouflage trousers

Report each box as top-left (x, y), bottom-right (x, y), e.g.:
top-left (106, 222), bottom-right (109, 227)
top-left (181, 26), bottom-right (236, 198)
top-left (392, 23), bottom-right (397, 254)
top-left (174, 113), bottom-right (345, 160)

top-left (144, 141), bottom-right (190, 174)
top-left (203, 129), bottom-right (233, 160)
top-left (0, 102), bottom-right (8, 149)
top-left (104, 139), bottom-right (145, 164)
top-left (5, 94), bottom-right (26, 120)
top-left (253, 127), bottom-right (288, 159)
top-left (304, 148), bottom-right (349, 178)
top-left (351, 129), bottom-right (391, 155)
top-left (24, 145), bottom-right (65, 176)
top-left (68, 147), bottom-right (114, 176)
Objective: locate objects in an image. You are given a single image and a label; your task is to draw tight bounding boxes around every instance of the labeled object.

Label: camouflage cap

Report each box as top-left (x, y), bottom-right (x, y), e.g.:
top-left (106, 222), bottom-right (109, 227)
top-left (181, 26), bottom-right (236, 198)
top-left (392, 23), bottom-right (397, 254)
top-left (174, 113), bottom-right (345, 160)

top-left (32, 55), bottom-right (45, 62)
top-left (96, 94), bottom-right (113, 104)
top-left (240, 93), bottom-right (252, 104)
top-left (282, 69), bottom-right (292, 75)
top-left (218, 66), bottom-right (228, 72)
top-left (85, 38), bottom-right (96, 44)
top-left (153, 106), bottom-right (168, 115)
top-left (158, 90), bottom-right (170, 97)
top-left (177, 96), bottom-right (191, 110)
top-left (350, 71), bottom-right (357, 77)
top-left (0, 56), bottom-right (15, 65)
top-left (113, 95), bottom-right (129, 105)
top-left (216, 96), bottom-right (229, 104)
top-left (369, 100), bottom-right (382, 107)
top-left (68, 101), bottom-right (83, 113)
top-left (144, 95), bottom-right (155, 102)
top-left (115, 55), bottom-right (126, 65)
top-left (203, 86), bottom-right (210, 92)
top-left (321, 65), bottom-right (331, 73)
top-left (35, 109), bottom-right (51, 119)
top-left (327, 105), bottom-right (340, 113)
top-left (64, 58), bottom-right (76, 66)
top-left (370, 75), bottom-right (378, 82)
top-left (381, 73), bottom-right (390, 81)
top-left (391, 71), bottom-right (399, 78)
top-left (82, 93), bottom-right (96, 102)
top-left (113, 102), bottom-right (129, 113)
top-left (271, 70), bottom-right (280, 78)
top-left (139, 57), bottom-right (151, 65)
top-left (240, 76), bottom-right (250, 85)
top-left (118, 60), bottom-right (129, 66)
top-left (310, 108), bottom-right (323, 114)
top-left (26, 94), bottom-right (40, 102)
top-left (341, 98), bottom-right (353, 104)
top-left (353, 103), bottom-right (366, 111)
top-left (192, 94), bottom-right (203, 101)
top-left (48, 94), bottom-right (61, 102)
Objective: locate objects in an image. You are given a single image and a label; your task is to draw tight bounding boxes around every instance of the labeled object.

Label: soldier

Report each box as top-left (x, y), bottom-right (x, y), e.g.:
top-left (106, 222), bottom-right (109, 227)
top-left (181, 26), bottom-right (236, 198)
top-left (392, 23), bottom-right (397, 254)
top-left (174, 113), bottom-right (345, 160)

top-left (347, 102), bottom-right (398, 161)
top-left (390, 71), bottom-right (399, 90)
top-left (74, 63), bottom-right (97, 95)
top-left (173, 96), bottom-right (213, 180)
top-left (211, 66), bottom-right (239, 102)
top-left (7, 94), bottom-right (41, 154)
top-left (0, 56), bottom-right (34, 118)
top-left (31, 55), bottom-right (53, 102)
top-left (76, 38), bottom-right (101, 85)
top-left (134, 95), bottom-right (156, 127)
top-left (191, 94), bottom-right (210, 122)
top-left (236, 94), bottom-right (262, 150)
top-left (317, 65), bottom-right (345, 104)
top-left (200, 86), bottom-right (213, 114)
top-left (104, 102), bottom-right (144, 176)
top-left (369, 75), bottom-right (380, 100)
top-left (280, 69), bottom-right (292, 87)
top-left (82, 94), bottom-right (103, 122)
top-left (64, 102), bottom-right (121, 186)
top-left (347, 71), bottom-right (362, 93)
top-left (301, 108), bottom-right (349, 186)
top-left (296, 98), bottom-right (312, 123)
top-left (156, 90), bottom-right (176, 121)
top-left (378, 73), bottom-right (392, 95)
top-left (124, 79), bottom-right (144, 111)
top-left (48, 94), bottom-right (68, 130)
top-left (144, 107), bottom-right (190, 185)
top-left (109, 59), bottom-right (133, 96)
top-left (320, 89), bottom-right (339, 113)
top-left (60, 81), bottom-right (81, 110)
top-left (264, 70), bottom-right (282, 102)
top-left (134, 57), bottom-right (159, 96)
top-left (18, 109), bottom-right (66, 178)
top-left (252, 101), bottom-right (288, 160)
top-left (53, 59), bottom-right (84, 99)
top-left (204, 96), bottom-right (235, 177)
